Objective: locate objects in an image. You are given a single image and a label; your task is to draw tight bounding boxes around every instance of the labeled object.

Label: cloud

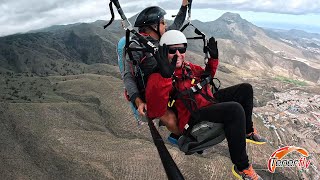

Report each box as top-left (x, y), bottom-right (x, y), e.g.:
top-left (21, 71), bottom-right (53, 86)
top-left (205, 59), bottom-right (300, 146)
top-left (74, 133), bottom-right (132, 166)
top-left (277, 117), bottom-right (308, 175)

top-left (0, 0), bottom-right (108, 36)
top-left (157, 0), bottom-right (320, 15)
top-left (0, 0), bottom-right (320, 36)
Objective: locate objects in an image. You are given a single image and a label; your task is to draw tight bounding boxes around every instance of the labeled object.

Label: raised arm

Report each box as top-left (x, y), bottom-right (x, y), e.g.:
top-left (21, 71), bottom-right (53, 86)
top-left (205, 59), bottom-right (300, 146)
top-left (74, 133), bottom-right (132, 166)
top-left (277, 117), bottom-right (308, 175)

top-left (205, 37), bottom-right (219, 77)
top-left (167, 0), bottom-right (188, 30)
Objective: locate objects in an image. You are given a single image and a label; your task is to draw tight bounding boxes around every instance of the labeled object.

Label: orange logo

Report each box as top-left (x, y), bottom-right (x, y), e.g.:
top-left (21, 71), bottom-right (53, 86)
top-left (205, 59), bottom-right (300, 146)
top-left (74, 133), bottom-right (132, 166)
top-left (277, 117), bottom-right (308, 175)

top-left (268, 146), bottom-right (311, 173)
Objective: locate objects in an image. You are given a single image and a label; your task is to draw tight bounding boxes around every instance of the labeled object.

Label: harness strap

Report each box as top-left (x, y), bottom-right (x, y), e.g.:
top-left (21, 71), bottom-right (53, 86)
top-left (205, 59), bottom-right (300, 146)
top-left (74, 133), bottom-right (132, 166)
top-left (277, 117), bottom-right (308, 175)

top-left (211, 78), bottom-right (221, 94)
top-left (125, 29), bottom-right (130, 48)
top-left (178, 76), bottom-right (212, 96)
top-left (174, 75), bottom-right (221, 135)
top-left (179, 92), bottom-right (200, 134)
top-left (199, 87), bottom-right (215, 103)
top-left (127, 40), bottom-right (140, 65)
top-left (104, 1), bottom-right (115, 29)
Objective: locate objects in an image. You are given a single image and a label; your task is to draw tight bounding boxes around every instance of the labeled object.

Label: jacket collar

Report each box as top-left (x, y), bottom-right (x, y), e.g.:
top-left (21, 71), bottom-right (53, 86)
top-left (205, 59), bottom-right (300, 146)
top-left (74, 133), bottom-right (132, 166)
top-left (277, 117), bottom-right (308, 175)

top-left (174, 62), bottom-right (188, 78)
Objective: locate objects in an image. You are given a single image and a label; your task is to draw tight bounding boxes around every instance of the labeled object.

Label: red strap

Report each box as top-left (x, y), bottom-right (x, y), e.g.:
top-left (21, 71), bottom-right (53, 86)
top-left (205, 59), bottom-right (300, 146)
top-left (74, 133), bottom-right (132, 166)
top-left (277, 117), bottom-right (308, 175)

top-left (140, 56), bottom-right (147, 63)
top-left (130, 62), bottom-right (134, 76)
top-left (124, 89), bottom-right (130, 101)
top-left (139, 32), bottom-right (149, 36)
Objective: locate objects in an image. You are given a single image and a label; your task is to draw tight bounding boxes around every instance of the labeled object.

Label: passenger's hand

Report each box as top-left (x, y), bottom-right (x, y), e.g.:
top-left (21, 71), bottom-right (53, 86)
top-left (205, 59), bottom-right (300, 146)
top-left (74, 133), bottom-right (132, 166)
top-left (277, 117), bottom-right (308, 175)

top-left (207, 37), bottom-right (218, 59)
top-left (135, 97), bottom-right (147, 116)
top-left (182, 0), bottom-right (189, 6)
top-left (137, 102), bottom-right (147, 116)
top-left (153, 44), bottom-right (177, 78)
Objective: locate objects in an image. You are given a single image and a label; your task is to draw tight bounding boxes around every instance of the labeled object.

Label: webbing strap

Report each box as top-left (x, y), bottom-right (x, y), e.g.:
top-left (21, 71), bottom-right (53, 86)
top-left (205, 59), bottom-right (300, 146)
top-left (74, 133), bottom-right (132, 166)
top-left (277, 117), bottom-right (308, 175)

top-left (147, 119), bottom-right (185, 180)
top-left (178, 76), bottom-right (212, 96)
top-left (174, 75), bottom-right (219, 134)
top-left (104, 2), bottom-right (114, 28)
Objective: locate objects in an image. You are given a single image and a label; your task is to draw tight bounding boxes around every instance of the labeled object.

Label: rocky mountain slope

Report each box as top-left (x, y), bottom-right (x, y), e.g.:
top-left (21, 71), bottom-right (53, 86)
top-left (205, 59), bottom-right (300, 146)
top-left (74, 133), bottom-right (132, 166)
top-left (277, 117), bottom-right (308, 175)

top-left (183, 12), bottom-right (320, 83)
top-left (0, 23), bottom-right (121, 76)
top-left (1, 12), bottom-right (320, 83)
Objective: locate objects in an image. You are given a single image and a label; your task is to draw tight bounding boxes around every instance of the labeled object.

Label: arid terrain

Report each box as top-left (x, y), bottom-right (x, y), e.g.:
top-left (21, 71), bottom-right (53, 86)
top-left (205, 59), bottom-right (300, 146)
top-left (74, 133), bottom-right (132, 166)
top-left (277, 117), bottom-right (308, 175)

top-left (1, 63), bottom-right (319, 179)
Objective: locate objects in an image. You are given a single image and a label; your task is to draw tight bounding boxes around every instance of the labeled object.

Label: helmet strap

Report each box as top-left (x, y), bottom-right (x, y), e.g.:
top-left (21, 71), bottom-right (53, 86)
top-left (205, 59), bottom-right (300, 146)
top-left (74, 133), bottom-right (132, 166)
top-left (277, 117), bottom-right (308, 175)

top-left (148, 23), bottom-right (161, 40)
top-left (156, 21), bottom-right (161, 39)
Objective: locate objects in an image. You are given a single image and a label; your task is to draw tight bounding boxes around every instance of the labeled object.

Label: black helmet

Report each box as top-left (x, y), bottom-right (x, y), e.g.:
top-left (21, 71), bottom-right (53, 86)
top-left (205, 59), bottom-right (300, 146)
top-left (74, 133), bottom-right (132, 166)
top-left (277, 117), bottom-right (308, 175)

top-left (134, 6), bottom-right (166, 27)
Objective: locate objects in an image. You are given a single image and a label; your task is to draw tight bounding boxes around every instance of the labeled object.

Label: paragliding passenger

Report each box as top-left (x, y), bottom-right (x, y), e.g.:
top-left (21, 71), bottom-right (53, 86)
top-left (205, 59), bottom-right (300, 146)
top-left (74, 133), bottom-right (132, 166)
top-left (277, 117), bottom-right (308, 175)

top-left (123, 0), bottom-right (188, 135)
top-left (145, 30), bottom-right (267, 180)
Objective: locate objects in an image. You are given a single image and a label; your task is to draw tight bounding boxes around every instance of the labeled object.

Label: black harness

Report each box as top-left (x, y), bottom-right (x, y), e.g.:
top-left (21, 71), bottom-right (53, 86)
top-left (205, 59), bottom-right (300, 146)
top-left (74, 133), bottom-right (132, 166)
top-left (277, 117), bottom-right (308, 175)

top-left (170, 66), bottom-right (221, 135)
top-left (169, 66), bottom-right (225, 155)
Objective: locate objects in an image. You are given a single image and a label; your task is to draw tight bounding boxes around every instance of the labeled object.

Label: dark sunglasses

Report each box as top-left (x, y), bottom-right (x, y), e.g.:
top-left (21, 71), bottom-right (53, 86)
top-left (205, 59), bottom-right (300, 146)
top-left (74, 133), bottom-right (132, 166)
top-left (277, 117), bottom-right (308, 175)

top-left (168, 47), bottom-right (187, 54)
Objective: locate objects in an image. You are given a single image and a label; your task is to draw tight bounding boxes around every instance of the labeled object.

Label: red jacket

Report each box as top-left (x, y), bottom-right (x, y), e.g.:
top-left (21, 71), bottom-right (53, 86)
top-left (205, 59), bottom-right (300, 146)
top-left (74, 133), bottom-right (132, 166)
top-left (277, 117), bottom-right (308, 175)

top-left (145, 58), bottom-right (219, 132)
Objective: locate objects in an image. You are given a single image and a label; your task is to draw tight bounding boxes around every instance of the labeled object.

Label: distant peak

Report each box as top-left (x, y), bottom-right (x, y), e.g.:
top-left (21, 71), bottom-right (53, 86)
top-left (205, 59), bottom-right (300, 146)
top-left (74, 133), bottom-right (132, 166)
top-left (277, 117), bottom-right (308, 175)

top-left (288, 29), bottom-right (305, 33)
top-left (218, 12), bottom-right (243, 22)
top-left (129, 13), bottom-right (139, 22)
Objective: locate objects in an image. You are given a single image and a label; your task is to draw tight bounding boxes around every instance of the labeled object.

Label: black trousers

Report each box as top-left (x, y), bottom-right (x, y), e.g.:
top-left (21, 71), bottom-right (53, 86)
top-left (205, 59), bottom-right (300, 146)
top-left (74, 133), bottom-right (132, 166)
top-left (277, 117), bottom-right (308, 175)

top-left (197, 83), bottom-right (254, 171)
top-left (214, 83), bottom-right (254, 134)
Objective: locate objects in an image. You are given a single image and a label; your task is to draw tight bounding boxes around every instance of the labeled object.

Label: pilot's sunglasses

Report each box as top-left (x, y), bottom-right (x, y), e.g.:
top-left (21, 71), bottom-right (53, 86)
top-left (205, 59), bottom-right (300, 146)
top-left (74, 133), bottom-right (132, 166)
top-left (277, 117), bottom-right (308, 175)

top-left (168, 47), bottom-right (187, 54)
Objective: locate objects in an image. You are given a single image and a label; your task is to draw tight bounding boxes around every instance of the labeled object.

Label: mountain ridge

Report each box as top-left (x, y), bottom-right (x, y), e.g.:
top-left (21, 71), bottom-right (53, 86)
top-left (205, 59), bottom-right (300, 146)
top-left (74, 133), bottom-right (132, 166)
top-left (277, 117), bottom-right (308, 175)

top-left (0, 12), bottom-right (319, 83)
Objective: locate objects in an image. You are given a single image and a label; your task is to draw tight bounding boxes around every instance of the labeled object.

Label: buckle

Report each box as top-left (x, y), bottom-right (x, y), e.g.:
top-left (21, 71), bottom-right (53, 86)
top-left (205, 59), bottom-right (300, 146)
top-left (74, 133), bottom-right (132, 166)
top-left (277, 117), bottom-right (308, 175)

top-left (184, 124), bottom-right (190, 130)
top-left (205, 76), bottom-right (211, 83)
top-left (191, 86), bottom-right (197, 92)
top-left (196, 83), bottom-right (202, 90)
top-left (168, 100), bottom-right (175, 107)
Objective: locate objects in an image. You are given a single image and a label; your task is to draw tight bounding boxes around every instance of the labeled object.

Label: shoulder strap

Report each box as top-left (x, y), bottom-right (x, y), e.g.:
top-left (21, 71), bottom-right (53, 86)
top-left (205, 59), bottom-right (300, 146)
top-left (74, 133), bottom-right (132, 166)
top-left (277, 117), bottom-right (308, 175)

top-left (127, 39), bottom-right (141, 64)
top-left (173, 75), bottom-right (218, 134)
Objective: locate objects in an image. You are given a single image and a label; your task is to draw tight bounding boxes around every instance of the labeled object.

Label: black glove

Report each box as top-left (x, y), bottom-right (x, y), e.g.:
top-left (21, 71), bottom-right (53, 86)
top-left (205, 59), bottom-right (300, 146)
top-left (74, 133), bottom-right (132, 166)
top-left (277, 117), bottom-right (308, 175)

top-left (207, 37), bottom-right (218, 59)
top-left (153, 44), bottom-right (178, 78)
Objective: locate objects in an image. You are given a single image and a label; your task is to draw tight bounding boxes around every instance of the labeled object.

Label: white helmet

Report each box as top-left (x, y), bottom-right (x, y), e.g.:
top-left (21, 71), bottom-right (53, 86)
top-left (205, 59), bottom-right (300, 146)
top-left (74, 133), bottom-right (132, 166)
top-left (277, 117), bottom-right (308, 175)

top-left (159, 30), bottom-right (187, 46)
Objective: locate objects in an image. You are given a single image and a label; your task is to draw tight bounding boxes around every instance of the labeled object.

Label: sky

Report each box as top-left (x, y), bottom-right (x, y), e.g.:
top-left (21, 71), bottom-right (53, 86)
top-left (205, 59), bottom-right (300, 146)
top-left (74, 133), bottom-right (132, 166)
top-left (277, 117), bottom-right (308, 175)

top-left (0, 0), bottom-right (320, 37)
